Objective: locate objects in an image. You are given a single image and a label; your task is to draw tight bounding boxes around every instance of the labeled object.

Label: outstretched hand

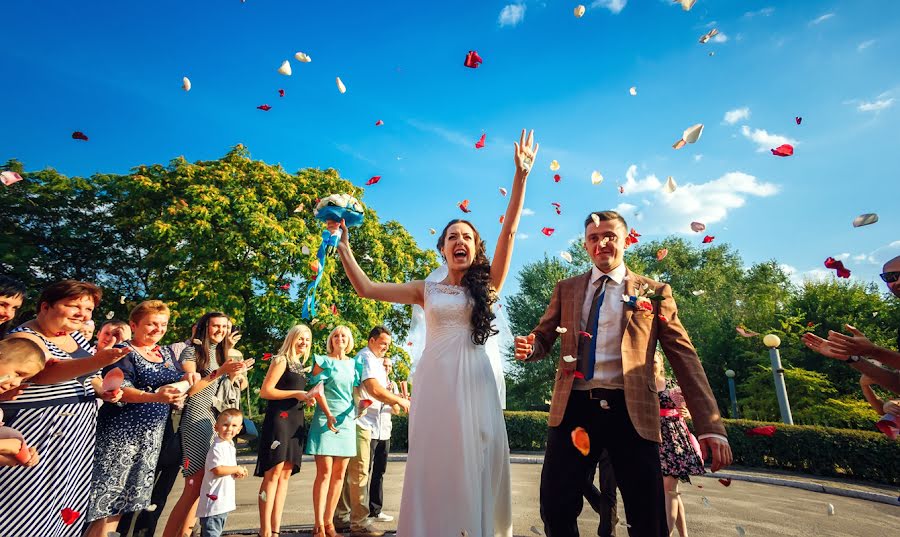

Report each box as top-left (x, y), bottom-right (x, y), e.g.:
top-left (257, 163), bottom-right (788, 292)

top-left (514, 129), bottom-right (539, 175)
top-left (801, 333), bottom-right (849, 361)
top-left (827, 324), bottom-right (875, 357)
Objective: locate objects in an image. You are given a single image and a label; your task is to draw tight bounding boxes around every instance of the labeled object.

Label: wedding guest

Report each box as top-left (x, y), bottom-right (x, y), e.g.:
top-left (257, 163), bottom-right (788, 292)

top-left (367, 355), bottom-right (404, 523)
top-left (255, 324), bottom-right (316, 537)
top-left (306, 325), bottom-right (361, 537)
top-left (655, 357), bottom-right (705, 537)
top-left (167, 323), bottom-right (197, 365)
top-left (583, 450), bottom-right (618, 537)
top-left (0, 280), bottom-right (129, 537)
top-left (0, 337), bottom-right (45, 467)
top-left (335, 326), bottom-right (408, 536)
top-left (197, 408), bottom-right (248, 537)
top-left (79, 319), bottom-right (96, 344)
top-left (803, 254), bottom-right (900, 394)
top-left (515, 211), bottom-right (731, 536)
top-left (96, 320), bottom-right (132, 351)
top-left (162, 313), bottom-right (249, 537)
top-left (860, 375), bottom-right (890, 414)
top-left (84, 300), bottom-right (191, 537)
top-left (0, 275), bottom-right (26, 338)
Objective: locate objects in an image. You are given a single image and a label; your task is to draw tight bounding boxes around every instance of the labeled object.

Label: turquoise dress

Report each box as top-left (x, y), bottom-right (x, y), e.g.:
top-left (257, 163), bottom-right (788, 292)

top-left (305, 354), bottom-right (361, 457)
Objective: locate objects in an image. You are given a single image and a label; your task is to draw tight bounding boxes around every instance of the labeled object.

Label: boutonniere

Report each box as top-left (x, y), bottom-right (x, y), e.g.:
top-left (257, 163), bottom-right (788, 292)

top-left (622, 283), bottom-right (668, 322)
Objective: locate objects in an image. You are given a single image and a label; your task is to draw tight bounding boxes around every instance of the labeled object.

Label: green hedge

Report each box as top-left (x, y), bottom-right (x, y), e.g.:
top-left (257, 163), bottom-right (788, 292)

top-left (387, 412), bottom-right (900, 485)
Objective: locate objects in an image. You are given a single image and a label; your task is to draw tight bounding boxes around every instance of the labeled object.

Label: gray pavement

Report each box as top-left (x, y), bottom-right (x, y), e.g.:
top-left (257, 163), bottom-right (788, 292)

top-left (147, 460), bottom-right (900, 537)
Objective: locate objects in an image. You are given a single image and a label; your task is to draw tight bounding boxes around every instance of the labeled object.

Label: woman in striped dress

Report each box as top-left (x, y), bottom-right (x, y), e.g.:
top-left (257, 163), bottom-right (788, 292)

top-left (162, 312), bottom-right (249, 537)
top-left (0, 280), bottom-right (130, 537)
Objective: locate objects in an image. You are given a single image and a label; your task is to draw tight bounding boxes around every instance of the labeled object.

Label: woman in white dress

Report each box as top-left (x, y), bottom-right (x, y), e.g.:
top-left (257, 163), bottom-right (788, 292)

top-left (334, 129), bottom-right (538, 537)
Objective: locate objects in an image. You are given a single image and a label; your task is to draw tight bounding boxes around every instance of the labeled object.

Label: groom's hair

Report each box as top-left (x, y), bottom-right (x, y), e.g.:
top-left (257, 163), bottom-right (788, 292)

top-left (368, 326), bottom-right (392, 340)
top-left (583, 211), bottom-right (627, 231)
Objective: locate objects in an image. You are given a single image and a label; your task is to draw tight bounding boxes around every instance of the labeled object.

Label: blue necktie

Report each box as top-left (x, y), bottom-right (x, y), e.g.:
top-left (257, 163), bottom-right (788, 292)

top-left (579, 276), bottom-right (609, 381)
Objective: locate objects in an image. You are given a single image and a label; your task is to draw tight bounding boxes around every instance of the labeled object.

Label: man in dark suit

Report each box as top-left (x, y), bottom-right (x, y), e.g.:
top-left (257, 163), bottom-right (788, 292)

top-left (515, 210), bottom-right (732, 536)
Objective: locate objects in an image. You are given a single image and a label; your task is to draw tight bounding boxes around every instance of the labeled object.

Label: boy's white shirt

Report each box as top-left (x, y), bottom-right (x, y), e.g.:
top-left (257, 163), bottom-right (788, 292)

top-left (197, 436), bottom-right (237, 518)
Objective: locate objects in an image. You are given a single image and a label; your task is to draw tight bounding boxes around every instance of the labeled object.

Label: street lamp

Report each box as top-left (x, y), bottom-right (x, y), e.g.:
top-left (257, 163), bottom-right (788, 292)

top-left (764, 334), bottom-right (793, 425)
top-left (725, 369), bottom-right (739, 419)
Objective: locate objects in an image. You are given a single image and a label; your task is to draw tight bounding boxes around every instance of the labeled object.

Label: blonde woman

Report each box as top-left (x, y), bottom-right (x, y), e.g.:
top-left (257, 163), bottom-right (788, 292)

top-left (255, 325), bottom-right (317, 537)
top-left (305, 325), bottom-right (361, 537)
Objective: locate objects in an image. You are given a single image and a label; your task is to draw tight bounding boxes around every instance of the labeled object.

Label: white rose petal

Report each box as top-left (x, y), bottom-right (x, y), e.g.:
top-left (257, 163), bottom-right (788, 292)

top-left (182, 77), bottom-right (191, 92)
top-left (277, 60), bottom-right (292, 76)
top-left (294, 52), bottom-right (312, 63)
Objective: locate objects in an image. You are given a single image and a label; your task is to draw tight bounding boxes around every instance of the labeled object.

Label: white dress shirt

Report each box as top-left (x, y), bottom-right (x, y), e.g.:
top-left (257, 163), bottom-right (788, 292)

top-left (356, 346), bottom-right (390, 433)
top-left (574, 263), bottom-right (628, 391)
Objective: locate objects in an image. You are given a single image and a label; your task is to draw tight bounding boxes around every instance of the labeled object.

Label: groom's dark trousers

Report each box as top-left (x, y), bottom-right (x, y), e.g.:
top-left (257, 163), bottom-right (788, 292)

top-left (540, 389), bottom-right (667, 537)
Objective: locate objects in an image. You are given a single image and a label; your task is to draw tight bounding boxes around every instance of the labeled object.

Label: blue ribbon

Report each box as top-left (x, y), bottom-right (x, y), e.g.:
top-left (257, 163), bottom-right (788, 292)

top-left (302, 229), bottom-right (340, 319)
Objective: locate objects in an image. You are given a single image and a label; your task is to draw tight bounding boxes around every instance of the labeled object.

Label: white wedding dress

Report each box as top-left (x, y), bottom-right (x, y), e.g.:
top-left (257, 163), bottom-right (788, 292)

top-left (397, 281), bottom-right (513, 537)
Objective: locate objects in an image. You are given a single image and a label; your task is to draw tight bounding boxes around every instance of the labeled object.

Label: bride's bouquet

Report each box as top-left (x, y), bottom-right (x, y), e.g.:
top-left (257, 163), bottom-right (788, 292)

top-left (302, 193), bottom-right (366, 318)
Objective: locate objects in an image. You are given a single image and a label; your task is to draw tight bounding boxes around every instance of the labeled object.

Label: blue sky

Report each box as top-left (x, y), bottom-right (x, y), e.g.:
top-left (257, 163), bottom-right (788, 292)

top-left (2, 0), bottom-right (898, 297)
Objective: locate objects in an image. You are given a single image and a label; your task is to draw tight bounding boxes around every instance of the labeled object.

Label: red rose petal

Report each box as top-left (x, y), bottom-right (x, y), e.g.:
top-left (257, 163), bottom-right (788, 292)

top-left (279, 411), bottom-right (289, 419)
top-left (745, 425), bottom-right (777, 437)
top-left (278, 89), bottom-right (285, 97)
top-left (571, 426), bottom-right (590, 456)
top-left (71, 131), bottom-right (89, 141)
top-left (553, 174), bottom-right (561, 183)
top-left (458, 200), bottom-right (471, 213)
top-left (771, 144), bottom-right (793, 157)
top-left (475, 133), bottom-right (486, 149)
top-left (718, 478), bottom-right (732, 487)
top-left (702, 235), bottom-right (715, 244)
top-left (61, 508), bottom-right (80, 525)
top-left (541, 227), bottom-right (555, 236)
top-left (656, 248), bottom-right (668, 261)
top-left (183, 458), bottom-right (190, 470)
top-left (207, 494), bottom-right (218, 501)
top-left (257, 104), bottom-right (272, 111)
top-left (795, 116), bottom-right (802, 125)
top-left (375, 120), bottom-right (384, 126)
top-left (279, 283), bottom-right (290, 290)
top-left (365, 176), bottom-right (381, 186)
top-left (262, 353), bottom-right (273, 361)
top-left (463, 50), bottom-right (483, 68)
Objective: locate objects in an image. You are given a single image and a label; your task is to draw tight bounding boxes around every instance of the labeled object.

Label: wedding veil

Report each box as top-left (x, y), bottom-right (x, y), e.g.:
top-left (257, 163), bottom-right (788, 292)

top-left (404, 264), bottom-right (511, 408)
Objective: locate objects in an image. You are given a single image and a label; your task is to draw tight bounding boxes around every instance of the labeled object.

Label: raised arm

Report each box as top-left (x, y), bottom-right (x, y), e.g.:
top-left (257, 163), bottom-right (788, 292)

top-left (491, 129), bottom-right (538, 295)
top-left (335, 220), bottom-right (425, 306)
top-left (859, 375), bottom-right (887, 414)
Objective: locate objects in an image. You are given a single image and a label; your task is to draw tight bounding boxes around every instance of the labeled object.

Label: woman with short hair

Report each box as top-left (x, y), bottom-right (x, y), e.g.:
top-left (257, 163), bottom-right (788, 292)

top-left (83, 300), bottom-right (192, 537)
top-left (0, 280), bottom-right (130, 537)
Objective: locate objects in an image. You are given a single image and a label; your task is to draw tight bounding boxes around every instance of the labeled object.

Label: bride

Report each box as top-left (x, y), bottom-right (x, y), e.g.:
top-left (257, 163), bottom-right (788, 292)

top-left (333, 129), bottom-right (538, 537)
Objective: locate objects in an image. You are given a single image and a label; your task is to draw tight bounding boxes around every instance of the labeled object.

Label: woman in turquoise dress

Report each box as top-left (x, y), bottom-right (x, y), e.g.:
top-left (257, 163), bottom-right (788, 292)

top-left (305, 325), bottom-right (361, 537)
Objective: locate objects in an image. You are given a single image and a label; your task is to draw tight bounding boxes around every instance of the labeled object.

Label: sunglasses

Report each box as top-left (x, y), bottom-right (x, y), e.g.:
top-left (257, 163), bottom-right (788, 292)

top-left (881, 271), bottom-right (900, 284)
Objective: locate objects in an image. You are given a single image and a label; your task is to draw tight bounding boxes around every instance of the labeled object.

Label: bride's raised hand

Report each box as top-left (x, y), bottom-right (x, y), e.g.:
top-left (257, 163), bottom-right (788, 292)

top-left (337, 219), bottom-right (350, 250)
top-left (514, 129), bottom-right (539, 175)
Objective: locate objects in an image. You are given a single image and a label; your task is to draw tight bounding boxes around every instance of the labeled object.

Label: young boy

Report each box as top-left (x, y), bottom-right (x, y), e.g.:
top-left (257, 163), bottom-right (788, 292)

top-left (0, 336), bottom-right (46, 467)
top-left (197, 408), bottom-right (248, 537)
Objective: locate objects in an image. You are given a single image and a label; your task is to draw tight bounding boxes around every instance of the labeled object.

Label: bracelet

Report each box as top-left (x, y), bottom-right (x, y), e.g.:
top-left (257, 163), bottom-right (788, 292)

top-left (847, 355), bottom-right (861, 363)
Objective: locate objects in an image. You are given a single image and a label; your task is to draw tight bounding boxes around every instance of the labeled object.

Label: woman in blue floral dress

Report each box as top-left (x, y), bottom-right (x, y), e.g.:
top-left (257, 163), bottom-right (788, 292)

top-left (84, 301), bottom-right (190, 537)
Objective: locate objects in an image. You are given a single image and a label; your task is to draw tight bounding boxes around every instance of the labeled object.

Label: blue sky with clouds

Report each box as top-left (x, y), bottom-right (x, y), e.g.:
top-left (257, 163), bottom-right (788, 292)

top-left (2, 0), bottom-right (898, 296)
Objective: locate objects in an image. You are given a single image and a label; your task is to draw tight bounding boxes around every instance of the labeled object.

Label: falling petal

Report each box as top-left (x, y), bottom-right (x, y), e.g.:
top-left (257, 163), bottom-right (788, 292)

top-left (499, 187), bottom-right (508, 196)
top-left (458, 200), bottom-right (471, 213)
top-left (795, 116), bottom-right (802, 125)
top-left (541, 227), bottom-right (555, 236)
top-left (555, 327), bottom-right (568, 334)
top-left (475, 133), bottom-right (486, 149)
top-left (699, 28), bottom-right (719, 44)
top-left (429, 228), bottom-right (436, 235)
top-left (295, 51), bottom-right (312, 63)
top-left (618, 185), bottom-right (625, 194)
top-left (60, 508), bottom-right (80, 525)
top-left (701, 496), bottom-right (711, 508)
top-left (499, 215), bottom-right (505, 224)
top-left (683, 123), bottom-right (704, 144)
top-left (301, 245), bottom-right (310, 255)
top-left (366, 176), bottom-right (381, 186)
top-left (824, 257), bottom-right (851, 278)
top-left (0, 171), bottom-right (23, 186)
top-left (279, 411), bottom-right (289, 419)
top-left (702, 235), bottom-right (715, 244)
top-left (629, 86), bottom-right (637, 96)
top-left (827, 503), bottom-right (835, 516)
top-left (562, 355), bottom-right (576, 363)
top-left (271, 440), bottom-right (281, 449)
top-left (718, 478), bottom-right (732, 487)
top-left (549, 160), bottom-right (560, 171)
top-left (182, 77), bottom-right (191, 92)
top-left (736, 326), bottom-right (759, 338)
top-left (591, 213), bottom-right (601, 227)
top-left (574, 5), bottom-right (586, 17)
top-left (530, 525), bottom-right (546, 536)
top-left (105, 311), bottom-right (115, 320)
top-left (591, 171), bottom-right (604, 185)
top-left (672, 139), bottom-right (687, 150)
top-left (336, 77), bottom-right (347, 94)
top-left (278, 89), bottom-right (285, 97)
top-left (257, 104), bottom-right (272, 111)
top-left (145, 504), bottom-right (157, 512)
top-left (690, 221), bottom-right (706, 232)
top-left (207, 494), bottom-right (218, 501)
top-left (375, 120), bottom-right (384, 126)
top-left (692, 290), bottom-right (706, 296)
top-left (259, 491), bottom-right (267, 502)
top-left (560, 251), bottom-right (573, 263)
top-left (735, 526), bottom-right (746, 537)
top-left (852, 213), bottom-right (878, 227)
top-left (463, 50), bottom-right (483, 68)
top-left (551, 202), bottom-right (561, 215)
top-left (571, 426), bottom-right (590, 456)
top-left (72, 131), bottom-right (89, 141)
top-left (664, 176), bottom-right (677, 193)
top-left (770, 144), bottom-right (793, 157)
top-left (554, 174), bottom-right (562, 183)
top-left (745, 425), bottom-right (777, 437)
top-left (656, 249), bottom-right (668, 261)
top-left (676, 0), bottom-right (697, 11)
top-left (277, 61), bottom-right (292, 76)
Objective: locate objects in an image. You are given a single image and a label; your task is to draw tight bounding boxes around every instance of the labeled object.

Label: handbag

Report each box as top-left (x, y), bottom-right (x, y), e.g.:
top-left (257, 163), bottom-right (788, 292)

top-left (156, 410), bottom-right (183, 467)
top-left (238, 417), bottom-right (259, 442)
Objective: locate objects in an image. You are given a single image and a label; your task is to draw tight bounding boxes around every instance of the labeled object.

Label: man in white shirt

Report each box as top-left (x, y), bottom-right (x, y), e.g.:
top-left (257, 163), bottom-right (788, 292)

top-left (516, 210), bottom-right (731, 536)
top-left (367, 356), bottom-right (400, 522)
top-left (335, 326), bottom-right (410, 536)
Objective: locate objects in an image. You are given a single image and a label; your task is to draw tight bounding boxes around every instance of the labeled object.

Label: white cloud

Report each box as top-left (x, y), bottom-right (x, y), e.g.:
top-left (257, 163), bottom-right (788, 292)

top-left (614, 166), bottom-right (778, 233)
top-left (405, 119), bottom-right (470, 148)
top-left (857, 39), bottom-right (875, 51)
top-left (621, 164), bottom-right (662, 194)
top-left (809, 13), bottom-right (834, 25)
top-left (740, 125), bottom-right (798, 152)
top-left (517, 233), bottom-right (530, 240)
top-left (711, 32), bottom-right (728, 43)
top-left (723, 107), bottom-right (751, 125)
top-left (591, 0), bottom-right (627, 14)
top-left (521, 208), bottom-right (536, 216)
top-left (858, 98), bottom-right (894, 112)
top-left (744, 7), bottom-right (774, 18)
top-left (498, 3), bottom-right (526, 27)
top-left (835, 253), bottom-right (851, 261)
top-left (693, 154), bottom-right (703, 162)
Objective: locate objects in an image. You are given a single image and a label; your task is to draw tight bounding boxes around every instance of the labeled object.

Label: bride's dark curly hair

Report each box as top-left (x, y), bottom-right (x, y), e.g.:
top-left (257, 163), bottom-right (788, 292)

top-left (437, 219), bottom-right (499, 346)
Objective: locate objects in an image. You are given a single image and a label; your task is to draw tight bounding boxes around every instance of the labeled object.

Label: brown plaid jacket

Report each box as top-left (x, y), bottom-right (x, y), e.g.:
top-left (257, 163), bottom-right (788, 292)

top-left (527, 268), bottom-right (726, 443)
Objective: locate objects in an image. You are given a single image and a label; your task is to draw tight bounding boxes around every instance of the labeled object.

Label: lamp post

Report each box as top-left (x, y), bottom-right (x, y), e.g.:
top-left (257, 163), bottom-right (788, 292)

top-left (763, 334), bottom-right (793, 425)
top-left (725, 369), bottom-right (739, 419)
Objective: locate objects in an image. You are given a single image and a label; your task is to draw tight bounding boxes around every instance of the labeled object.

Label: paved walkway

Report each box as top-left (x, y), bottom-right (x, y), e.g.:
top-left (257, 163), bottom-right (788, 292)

top-left (143, 458), bottom-right (899, 537)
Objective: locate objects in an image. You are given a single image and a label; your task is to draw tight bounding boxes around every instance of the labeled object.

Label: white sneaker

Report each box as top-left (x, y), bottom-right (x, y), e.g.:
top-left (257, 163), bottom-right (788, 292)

top-left (371, 512), bottom-right (394, 522)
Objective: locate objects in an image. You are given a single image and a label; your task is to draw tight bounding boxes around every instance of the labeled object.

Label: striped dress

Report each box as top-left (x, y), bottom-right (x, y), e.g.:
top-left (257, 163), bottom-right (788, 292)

top-left (179, 344), bottom-right (222, 477)
top-left (0, 327), bottom-right (98, 537)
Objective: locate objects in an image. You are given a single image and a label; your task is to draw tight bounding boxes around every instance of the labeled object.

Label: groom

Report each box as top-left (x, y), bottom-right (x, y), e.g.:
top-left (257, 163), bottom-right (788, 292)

top-left (515, 211), bottom-right (731, 537)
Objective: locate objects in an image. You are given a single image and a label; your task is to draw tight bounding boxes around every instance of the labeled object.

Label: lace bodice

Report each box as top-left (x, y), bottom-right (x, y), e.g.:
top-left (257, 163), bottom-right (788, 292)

top-left (424, 281), bottom-right (477, 345)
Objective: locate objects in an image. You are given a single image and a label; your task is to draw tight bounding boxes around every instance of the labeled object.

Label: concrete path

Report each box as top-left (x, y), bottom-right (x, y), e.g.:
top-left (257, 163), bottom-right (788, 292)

top-left (144, 460), bottom-right (899, 537)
